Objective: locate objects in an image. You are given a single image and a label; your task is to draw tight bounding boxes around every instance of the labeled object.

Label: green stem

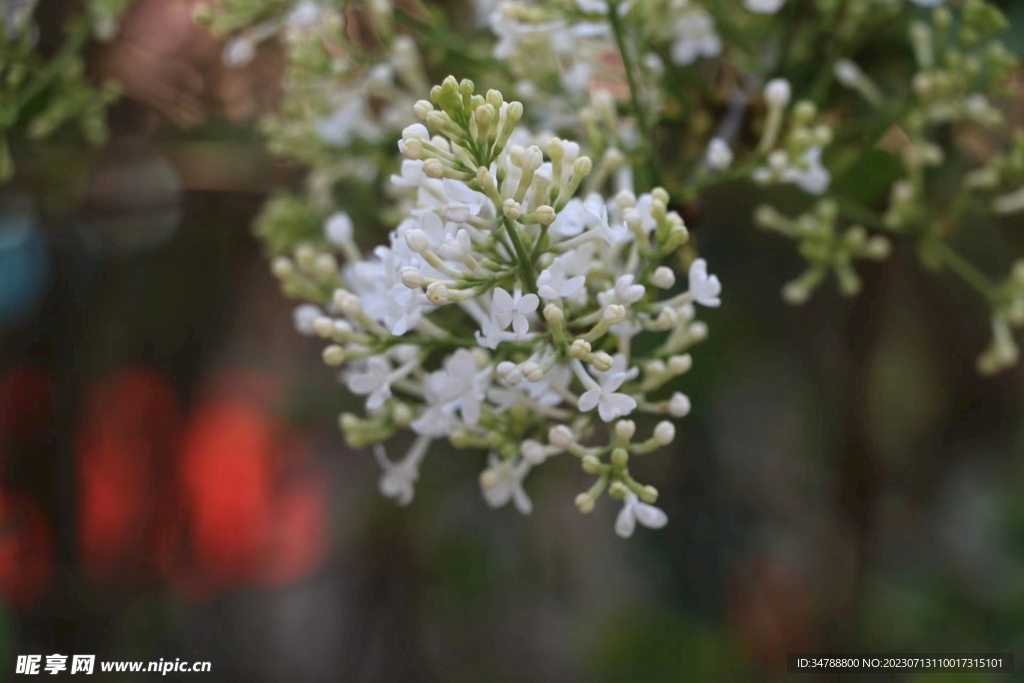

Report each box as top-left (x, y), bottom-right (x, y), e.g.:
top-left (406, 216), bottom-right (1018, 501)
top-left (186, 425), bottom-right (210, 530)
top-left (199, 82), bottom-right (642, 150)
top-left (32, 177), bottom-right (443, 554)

top-left (501, 217), bottom-right (537, 292)
top-left (926, 238), bottom-right (998, 303)
top-left (607, 0), bottom-right (660, 191)
top-left (4, 19), bottom-right (92, 121)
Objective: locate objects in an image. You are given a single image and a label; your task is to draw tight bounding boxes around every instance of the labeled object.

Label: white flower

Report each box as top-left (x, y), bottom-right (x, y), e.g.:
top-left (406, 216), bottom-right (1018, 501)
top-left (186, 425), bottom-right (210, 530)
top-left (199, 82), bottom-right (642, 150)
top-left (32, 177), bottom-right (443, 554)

top-left (413, 349), bottom-right (490, 434)
top-left (764, 78), bottom-right (792, 107)
top-left (325, 212), bottom-right (354, 247)
top-left (286, 1), bottom-right (321, 28)
top-left (688, 259), bottom-right (722, 307)
top-left (549, 193), bottom-right (610, 239)
top-left (223, 36), bottom-right (256, 67)
top-left (374, 436), bottom-right (431, 506)
top-left (783, 147), bottom-right (831, 195)
top-left (576, 361), bottom-right (638, 422)
top-left (390, 159), bottom-right (426, 189)
top-left (491, 287), bottom-right (540, 335)
top-left (705, 138), bottom-right (733, 171)
top-left (347, 356), bottom-right (393, 410)
top-left (615, 492), bottom-right (668, 538)
top-left (668, 7), bottom-right (721, 65)
top-left (631, 193), bottom-right (659, 235)
top-left (317, 97), bottom-right (382, 146)
top-left (598, 274), bottom-right (646, 307)
top-left (537, 252), bottom-right (589, 301)
top-left (480, 455), bottom-right (533, 514)
top-left (744, 0), bottom-right (785, 14)
top-left (293, 304), bottom-right (323, 336)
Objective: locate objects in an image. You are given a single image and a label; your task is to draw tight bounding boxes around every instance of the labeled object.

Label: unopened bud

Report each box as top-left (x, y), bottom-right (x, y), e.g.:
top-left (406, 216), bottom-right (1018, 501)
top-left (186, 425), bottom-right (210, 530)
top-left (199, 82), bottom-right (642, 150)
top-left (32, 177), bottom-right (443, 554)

top-left (549, 424), bottom-right (575, 448)
top-left (401, 266), bottom-right (424, 288)
top-left (323, 345), bottom-right (346, 366)
top-left (591, 352), bottom-right (614, 372)
top-left (533, 205), bottom-right (557, 225)
top-left (667, 354), bottom-right (692, 375)
top-left (521, 361), bottom-right (544, 383)
top-left (615, 420), bottom-right (636, 443)
top-left (668, 392), bottom-right (691, 417)
top-left (603, 305), bottom-right (626, 324)
top-left (569, 339), bottom-right (592, 359)
top-left (653, 421), bottom-right (676, 445)
top-left (404, 229), bottom-right (430, 253)
top-left (426, 282), bottom-right (450, 304)
top-left (503, 199), bottom-right (522, 221)
top-left (543, 303), bottom-right (564, 324)
top-left (521, 440), bottom-right (546, 465)
top-left (651, 266), bottom-right (675, 289)
top-left (413, 100), bottom-right (434, 120)
top-left (611, 447), bottom-right (629, 469)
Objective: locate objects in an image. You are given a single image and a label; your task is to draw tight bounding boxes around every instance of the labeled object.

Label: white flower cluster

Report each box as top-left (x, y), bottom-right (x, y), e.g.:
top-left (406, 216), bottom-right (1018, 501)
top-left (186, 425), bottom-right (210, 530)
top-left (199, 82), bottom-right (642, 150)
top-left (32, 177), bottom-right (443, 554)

top-left (752, 79), bottom-right (833, 196)
top-left (214, 0), bottom-right (428, 184)
top-left (276, 76), bottom-right (721, 537)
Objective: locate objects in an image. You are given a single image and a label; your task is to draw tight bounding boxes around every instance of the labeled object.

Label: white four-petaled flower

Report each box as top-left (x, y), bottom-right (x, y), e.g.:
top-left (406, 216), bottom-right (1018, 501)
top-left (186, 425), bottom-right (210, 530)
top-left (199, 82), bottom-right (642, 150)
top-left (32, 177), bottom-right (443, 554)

top-left (615, 492), bottom-right (668, 538)
top-left (688, 259), bottom-right (722, 307)
top-left (491, 287), bottom-right (540, 335)
top-left (575, 360), bottom-right (638, 422)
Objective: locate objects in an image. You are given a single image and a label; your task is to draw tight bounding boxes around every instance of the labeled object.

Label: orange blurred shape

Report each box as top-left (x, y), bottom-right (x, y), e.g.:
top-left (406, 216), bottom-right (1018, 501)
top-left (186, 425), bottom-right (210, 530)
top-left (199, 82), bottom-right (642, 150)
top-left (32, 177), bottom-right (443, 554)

top-left (0, 491), bottom-right (53, 610)
top-left (157, 371), bottom-right (329, 598)
top-left (76, 368), bottom-right (183, 582)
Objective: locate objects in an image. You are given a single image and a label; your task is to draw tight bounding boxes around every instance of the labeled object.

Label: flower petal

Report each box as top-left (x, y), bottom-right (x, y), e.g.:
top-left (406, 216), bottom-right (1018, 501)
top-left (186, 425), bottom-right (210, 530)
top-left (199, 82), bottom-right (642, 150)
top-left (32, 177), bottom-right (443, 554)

top-left (634, 502), bottom-right (668, 529)
top-left (512, 312), bottom-right (530, 336)
top-left (577, 388), bottom-right (601, 413)
top-left (513, 486), bottom-right (533, 515)
top-left (598, 393), bottom-right (637, 422)
top-left (614, 506), bottom-right (636, 538)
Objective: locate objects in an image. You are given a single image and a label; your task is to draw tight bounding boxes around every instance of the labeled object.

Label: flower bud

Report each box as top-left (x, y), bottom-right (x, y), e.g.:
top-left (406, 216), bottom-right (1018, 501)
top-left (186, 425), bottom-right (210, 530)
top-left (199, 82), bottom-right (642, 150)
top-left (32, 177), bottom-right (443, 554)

top-left (549, 425), bottom-right (575, 448)
top-left (521, 440), bottom-right (546, 465)
top-left (639, 485), bottom-right (659, 504)
top-left (404, 229), bottom-right (430, 253)
top-left (603, 305), bottom-right (626, 324)
top-left (668, 392), bottom-right (691, 417)
top-left (575, 493), bottom-right (595, 513)
top-left (314, 316), bottom-right (335, 338)
top-left (423, 158), bottom-right (445, 178)
top-left (521, 361), bottom-right (544, 382)
top-left (764, 78), bottom-right (792, 107)
top-left (569, 339), bottom-right (592, 359)
top-left (334, 290), bottom-right (362, 316)
top-left (413, 100), bottom-right (434, 120)
top-left (323, 345), bottom-right (346, 366)
top-left (611, 447), bottom-right (629, 469)
top-left (669, 355), bottom-right (693, 375)
top-left (392, 403), bottom-right (413, 428)
top-left (271, 257), bottom-right (294, 278)
top-left (426, 281), bottom-right (450, 304)
top-left (543, 303), bottom-right (564, 324)
top-left (653, 421), bottom-right (675, 446)
top-left (401, 266), bottom-right (424, 288)
top-left (651, 266), bottom-right (675, 289)
top-left (533, 205), bottom-right (557, 225)
top-left (615, 420), bottom-right (636, 443)
top-left (502, 199), bottom-right (522, 221)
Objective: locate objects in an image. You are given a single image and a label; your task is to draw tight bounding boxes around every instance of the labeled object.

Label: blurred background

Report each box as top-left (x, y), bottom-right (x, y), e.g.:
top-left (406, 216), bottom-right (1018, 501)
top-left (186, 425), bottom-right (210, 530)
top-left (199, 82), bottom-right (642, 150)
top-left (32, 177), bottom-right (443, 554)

top-left (3, 1), bottom-right (1024, 682)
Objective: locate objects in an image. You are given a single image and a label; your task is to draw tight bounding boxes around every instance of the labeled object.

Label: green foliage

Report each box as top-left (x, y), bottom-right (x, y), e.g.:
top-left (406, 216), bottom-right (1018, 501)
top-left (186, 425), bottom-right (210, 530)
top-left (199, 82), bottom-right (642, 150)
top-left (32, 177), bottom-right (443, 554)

top-left (253, 190), bottom-right (331, 256)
